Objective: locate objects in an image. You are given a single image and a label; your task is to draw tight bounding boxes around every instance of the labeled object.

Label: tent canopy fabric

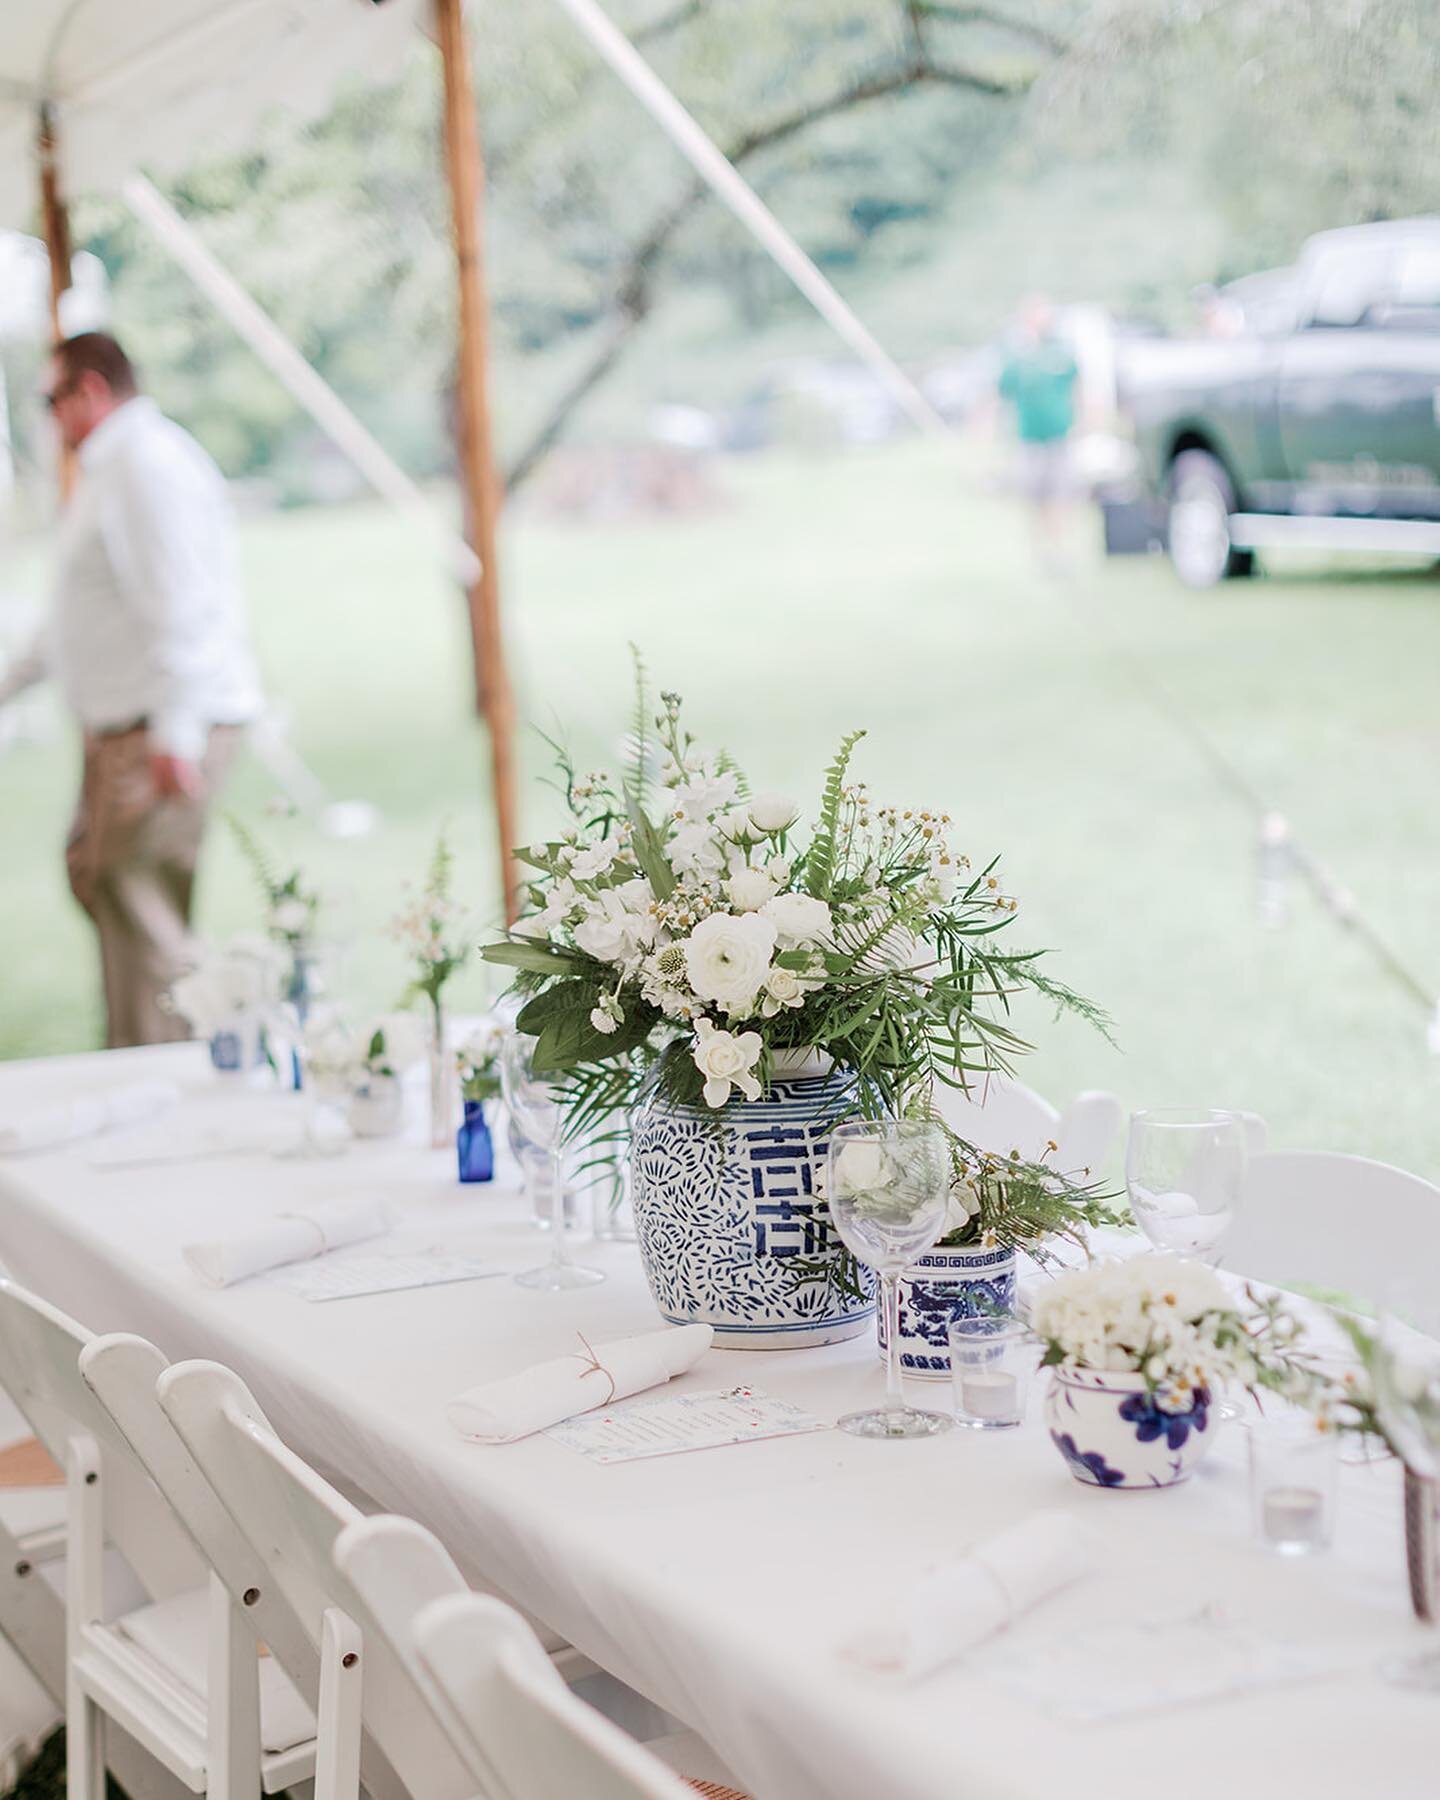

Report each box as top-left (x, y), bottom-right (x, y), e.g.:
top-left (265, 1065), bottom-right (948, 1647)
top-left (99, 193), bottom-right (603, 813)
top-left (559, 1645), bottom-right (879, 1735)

top-left (0, 0), bottom-right (423, 231)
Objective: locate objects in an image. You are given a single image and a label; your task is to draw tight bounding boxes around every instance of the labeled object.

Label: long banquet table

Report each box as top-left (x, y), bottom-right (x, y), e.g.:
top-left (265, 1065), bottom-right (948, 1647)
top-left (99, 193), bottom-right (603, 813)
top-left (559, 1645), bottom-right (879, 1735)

top-left (0, 1044), bottom-right (1435, 1800)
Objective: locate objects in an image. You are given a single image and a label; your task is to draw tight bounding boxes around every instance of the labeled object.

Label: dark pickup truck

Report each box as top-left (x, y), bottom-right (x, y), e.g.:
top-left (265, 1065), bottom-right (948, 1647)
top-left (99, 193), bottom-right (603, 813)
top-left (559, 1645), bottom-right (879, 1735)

top-left (1122, 219), bottom-right (1440, 586)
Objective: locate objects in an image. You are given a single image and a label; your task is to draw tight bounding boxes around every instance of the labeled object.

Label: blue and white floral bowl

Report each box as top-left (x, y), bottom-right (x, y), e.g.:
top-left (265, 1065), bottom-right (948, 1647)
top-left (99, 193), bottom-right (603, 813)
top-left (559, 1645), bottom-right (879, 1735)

top-left (1045, 1368), bottom-right (1215, 1490)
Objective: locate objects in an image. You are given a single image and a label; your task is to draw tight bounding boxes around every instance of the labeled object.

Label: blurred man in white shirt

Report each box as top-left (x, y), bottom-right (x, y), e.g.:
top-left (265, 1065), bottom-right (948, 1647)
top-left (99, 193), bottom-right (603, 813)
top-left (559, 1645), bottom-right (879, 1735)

top-left (0, 333), bottom-right (262, 1047)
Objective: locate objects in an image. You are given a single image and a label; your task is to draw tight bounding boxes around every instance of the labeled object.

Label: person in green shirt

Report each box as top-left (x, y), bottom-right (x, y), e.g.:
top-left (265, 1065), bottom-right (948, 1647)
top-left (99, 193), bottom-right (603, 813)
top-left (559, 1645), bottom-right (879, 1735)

top-left (998, 296), bottom-right (1080, 567)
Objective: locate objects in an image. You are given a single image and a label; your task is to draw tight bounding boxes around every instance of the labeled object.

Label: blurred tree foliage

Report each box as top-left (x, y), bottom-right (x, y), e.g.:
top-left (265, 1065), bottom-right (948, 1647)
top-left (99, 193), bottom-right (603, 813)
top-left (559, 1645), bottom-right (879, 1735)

top-left (48, 0), bottom-right (1440, 488)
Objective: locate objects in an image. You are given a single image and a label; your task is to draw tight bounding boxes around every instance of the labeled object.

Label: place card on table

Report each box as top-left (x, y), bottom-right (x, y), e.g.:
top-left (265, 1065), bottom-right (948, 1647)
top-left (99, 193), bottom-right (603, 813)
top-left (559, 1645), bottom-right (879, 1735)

top-left (268, 1249), bottom-right (505, 1302)
top-left (545, 1385), bottom-right (827, 1464)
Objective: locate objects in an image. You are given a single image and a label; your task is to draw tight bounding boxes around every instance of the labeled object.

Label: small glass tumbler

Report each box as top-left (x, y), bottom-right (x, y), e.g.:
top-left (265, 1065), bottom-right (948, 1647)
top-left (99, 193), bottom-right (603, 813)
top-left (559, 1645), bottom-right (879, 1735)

top-left (948, 1315), bottom-right (1031, 1430)
top-left (1249, 1415), bottom-right (1338, 1556)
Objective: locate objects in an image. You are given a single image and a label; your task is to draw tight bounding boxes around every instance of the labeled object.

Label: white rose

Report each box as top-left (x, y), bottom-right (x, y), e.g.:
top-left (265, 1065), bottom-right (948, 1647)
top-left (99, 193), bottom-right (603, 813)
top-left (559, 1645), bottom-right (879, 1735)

top-left (832, 1139), bottom-right (890, 1197)
top-left (761, 891), bottom-right (833, 948)
top-left (691, 1017), bottom-right (764, 1107)
top-left (749, 793), bottom-right (799, 834)
top-left (726, 865), bottom-right (779, 912)
top-left (683, 911), bottom-right (777, 1015)
top-left (759, 964), bottom-right (805, 1017)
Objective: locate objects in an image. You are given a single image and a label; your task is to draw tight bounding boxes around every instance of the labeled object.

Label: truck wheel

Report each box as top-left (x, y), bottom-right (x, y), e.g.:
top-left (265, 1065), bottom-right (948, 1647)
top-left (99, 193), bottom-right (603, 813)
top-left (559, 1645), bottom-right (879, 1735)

top-left (1167, 450), bottom-right (1255, 588)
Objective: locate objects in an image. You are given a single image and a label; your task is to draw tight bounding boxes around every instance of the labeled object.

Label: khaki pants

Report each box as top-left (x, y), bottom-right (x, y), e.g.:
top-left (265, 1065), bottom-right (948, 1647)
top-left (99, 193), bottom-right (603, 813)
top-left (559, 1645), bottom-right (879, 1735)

top-left (66, 725), bottom-right (242, 1049)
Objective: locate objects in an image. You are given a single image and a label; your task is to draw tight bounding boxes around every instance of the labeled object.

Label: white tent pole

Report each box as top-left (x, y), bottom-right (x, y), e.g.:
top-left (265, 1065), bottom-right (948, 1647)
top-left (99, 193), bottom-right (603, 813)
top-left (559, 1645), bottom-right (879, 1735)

top-left (122, 173), bottom-right (480, 585)
top-left (549, 0), bottom-right (950, 438)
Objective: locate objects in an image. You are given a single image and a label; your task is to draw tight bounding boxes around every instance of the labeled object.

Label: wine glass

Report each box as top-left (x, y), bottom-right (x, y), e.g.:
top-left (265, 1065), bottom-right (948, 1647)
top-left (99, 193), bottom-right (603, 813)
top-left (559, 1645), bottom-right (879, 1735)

top-left (1125, 1109), bottom-right (1250, 1266)
top-left (501, 1033), bottom-right (604, 1291)
top-left (1372, 1277), bottom-right (1440, 1692)
top-left (825, 1120), bottom-right (953, 1439)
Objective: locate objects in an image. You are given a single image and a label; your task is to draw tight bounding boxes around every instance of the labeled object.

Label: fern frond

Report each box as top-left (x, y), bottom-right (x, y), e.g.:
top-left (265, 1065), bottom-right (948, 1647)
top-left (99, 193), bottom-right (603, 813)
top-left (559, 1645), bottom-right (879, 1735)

top-left (802, 728), bottom-right (865, 898)
top-left (623, 642), bottom-right (653, 807)
top-left (227, 813), bottom-right (280, 904)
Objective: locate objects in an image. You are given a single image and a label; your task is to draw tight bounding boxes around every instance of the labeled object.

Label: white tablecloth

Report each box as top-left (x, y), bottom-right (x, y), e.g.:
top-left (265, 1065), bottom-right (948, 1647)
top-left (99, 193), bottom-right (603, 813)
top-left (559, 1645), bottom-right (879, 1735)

top-left (0, 1045), bottom-right (1434, 1800)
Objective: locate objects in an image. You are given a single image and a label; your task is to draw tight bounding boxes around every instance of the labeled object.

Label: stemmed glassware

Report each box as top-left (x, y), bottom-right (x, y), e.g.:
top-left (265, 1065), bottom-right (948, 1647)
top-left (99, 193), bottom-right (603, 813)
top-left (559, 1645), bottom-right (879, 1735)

top-left (1372, 1277), bottom-right (1440, 1692)
top-left (1126, 1108), bottom-right (1253, 1420)
top-left (825, 1119), bottom-right (953, 1439)
top-left (1125, 1108), bottom-right (1250, 1265)
top-left (501, 1033), bottom-right (604, 1291)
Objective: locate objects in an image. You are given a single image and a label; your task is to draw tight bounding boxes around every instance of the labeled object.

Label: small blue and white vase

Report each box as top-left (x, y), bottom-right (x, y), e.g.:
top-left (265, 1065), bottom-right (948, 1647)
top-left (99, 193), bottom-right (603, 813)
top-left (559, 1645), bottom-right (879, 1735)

top-left (879, 1242), bottom-right (1018, 1379)
top-left (629, 1052), bottom-right (876, 1350)
top-left (457, 1099), bottom-right (495, 1183)
top-left (1046, 1368), bottom-right (1216, 1490)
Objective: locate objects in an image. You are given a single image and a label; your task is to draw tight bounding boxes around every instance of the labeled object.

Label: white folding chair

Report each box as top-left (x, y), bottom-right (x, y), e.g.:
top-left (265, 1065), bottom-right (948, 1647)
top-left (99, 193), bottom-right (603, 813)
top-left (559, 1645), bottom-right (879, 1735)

top-left (336, 1514), bottom-right (748, 1800)
top-left (1225, 1150), bottom-right (1440, 1301)
top-left (934, 1073), bottom-right (1121, 1180)
top-left (157, 1358), bottom-right (476, 1800)
top-left (0, 1282), bottom-right (316, 1800)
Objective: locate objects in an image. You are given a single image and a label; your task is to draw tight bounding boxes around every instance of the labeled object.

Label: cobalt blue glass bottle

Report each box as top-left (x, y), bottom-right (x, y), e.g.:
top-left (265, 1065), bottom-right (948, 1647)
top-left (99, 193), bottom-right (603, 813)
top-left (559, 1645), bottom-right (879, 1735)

top-left (457, 1099), bottom-right (495, 1183)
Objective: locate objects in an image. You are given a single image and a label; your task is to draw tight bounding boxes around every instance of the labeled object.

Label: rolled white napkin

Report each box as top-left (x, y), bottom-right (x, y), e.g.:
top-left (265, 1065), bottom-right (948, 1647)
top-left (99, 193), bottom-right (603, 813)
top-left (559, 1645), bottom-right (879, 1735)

top-left (0, 1080), bottom-right (181, 1156)
top-left (447, 1323), bottom-right (713, 1445)
top-left (848, 1510), bottom-right (1092, 1680)
top-left (183, 1198), bottom-right (388, 1288)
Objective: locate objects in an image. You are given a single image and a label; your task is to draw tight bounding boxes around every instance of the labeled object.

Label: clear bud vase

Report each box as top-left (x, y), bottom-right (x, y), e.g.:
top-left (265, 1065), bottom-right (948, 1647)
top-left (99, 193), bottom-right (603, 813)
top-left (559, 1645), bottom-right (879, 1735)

top-left (428, 1000), bottom-right (454, 1150)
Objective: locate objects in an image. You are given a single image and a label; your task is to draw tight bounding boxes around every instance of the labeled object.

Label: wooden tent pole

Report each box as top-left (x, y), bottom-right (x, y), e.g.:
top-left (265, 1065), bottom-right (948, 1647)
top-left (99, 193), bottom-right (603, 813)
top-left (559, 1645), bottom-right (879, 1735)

top-left (37, 102), bottom-right (76, 497)
top-left (434, 0), bottom-right (520, 925)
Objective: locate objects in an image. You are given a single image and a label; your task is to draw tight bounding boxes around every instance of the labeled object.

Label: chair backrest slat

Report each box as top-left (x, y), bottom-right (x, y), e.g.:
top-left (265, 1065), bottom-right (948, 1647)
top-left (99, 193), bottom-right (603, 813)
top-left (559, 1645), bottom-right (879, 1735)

top-left (338, 1514), bottom-right (695, 1800)
top-left (159, 1360), bottom-right (472, 1800)
top-left (1226, 1150), bottom-right (1440, 1299)
top-left (0, 1281), bottom-right (200, 1603)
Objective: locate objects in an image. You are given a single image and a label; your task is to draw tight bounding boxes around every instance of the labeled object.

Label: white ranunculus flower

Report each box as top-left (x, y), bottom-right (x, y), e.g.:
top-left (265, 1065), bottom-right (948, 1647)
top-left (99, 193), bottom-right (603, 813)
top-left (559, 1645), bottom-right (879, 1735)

top-left (683, 911), bottom-right (777, 1015)
top-left (715, 805), bottom-right (758, 844)
top-left (691, 1017), bottom-right (764, 1107)
top-left (749, 792), bottom-right (799, 834)
top-left (726, 865), bottom-right (779, 912)
top-left (760, 891), bottom-right (833, 948)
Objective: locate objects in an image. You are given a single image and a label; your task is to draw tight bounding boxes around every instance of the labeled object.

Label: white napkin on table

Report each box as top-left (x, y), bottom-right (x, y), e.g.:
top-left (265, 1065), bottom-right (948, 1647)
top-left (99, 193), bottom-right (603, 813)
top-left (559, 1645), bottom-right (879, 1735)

top-left (447, 1323), bottom-right (713, 1445)
top-left (847, 1510), bottom-right (1093, 1680)
top-left (0, 1080), bottom-right (181, 1155)
top-left (183, 1197), bottom-right (388, 1288)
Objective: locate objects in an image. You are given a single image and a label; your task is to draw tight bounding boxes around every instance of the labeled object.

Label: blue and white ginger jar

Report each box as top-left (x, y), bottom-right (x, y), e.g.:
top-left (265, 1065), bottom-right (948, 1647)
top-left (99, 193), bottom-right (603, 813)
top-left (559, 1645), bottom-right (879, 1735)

top-left (629, 1058), bottom-right (876, 1350)
top-left (1046, 1368), bottom-right (1215, 1490)
top-left (878, 1242), bottom-right (1018, 1378)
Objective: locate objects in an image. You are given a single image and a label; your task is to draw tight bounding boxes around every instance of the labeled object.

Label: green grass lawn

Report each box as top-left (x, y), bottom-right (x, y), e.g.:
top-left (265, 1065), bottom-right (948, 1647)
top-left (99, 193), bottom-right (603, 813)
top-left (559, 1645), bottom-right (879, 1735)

top-left (3, 438), bottom-right (1439, 1177)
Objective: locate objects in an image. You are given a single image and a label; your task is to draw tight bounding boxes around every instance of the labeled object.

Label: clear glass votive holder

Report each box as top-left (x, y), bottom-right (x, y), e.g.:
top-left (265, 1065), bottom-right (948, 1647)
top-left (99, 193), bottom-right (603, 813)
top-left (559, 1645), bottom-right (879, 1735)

top-left (1249, 1414), bottom-right (1338, 1556)
top-left (948, 1315), bottom-right (1031, 1430)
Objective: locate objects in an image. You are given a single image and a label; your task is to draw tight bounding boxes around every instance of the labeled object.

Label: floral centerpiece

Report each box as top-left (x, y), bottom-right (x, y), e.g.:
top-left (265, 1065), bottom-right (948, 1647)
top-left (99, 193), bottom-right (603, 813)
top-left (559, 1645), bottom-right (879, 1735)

top-left (1035, 1255), bottom-right (1320, 1489)
top-left (165, 933), bottom-right (288, 1074)
top-left (483, 661), bottom-right (1113, 1349)
top-left (391, 831), bottom-right (471, 1147)
top-left (229, 814), bottom-right (323, 1087)
top-left (295, 1009), bottom-right (423, 1139)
